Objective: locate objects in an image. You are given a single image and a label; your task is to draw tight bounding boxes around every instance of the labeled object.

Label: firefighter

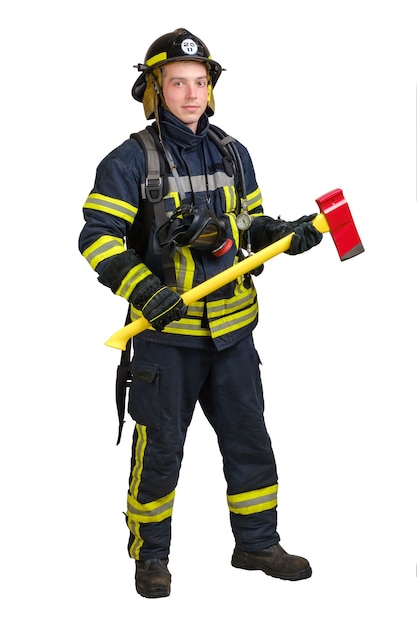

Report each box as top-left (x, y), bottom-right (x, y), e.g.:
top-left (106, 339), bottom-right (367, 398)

top-left (79, 28), bottom-right (323, 598)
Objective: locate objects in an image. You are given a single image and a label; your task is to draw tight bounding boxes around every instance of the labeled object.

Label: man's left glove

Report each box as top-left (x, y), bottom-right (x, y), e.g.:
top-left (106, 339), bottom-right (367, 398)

top-left (250, 214), bottom-right (322, 255)
top-left (130, 274), bottom-right (188, 332)
top-left (285, 214), bottom-right (323, 255)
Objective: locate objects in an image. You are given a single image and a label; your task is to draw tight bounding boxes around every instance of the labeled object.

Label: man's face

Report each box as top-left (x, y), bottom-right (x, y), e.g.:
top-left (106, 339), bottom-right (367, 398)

top-left (161, 61), bottom-right (209, 132)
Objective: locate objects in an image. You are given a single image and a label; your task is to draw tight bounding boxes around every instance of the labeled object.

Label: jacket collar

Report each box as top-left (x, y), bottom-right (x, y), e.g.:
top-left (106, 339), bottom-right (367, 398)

top-left (158, 108), bottom-right (210, 148)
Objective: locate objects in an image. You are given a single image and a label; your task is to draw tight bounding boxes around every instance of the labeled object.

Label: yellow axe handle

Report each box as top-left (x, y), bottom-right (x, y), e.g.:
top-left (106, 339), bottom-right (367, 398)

top-left (105, 213), bottom-right (330, 350)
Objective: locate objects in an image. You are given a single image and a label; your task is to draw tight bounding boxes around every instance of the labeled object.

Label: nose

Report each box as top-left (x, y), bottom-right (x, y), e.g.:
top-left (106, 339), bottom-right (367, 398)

top-left (186, 84), bottom-right (197, 99)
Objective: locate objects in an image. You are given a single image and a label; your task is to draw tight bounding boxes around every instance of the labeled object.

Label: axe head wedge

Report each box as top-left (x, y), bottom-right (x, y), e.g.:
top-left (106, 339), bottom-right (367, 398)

top-left (315, 189), bottom-right (365, 261)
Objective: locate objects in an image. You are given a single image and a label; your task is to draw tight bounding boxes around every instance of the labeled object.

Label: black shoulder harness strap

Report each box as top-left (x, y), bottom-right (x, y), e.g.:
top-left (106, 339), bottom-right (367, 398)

top-left (115, 124), bottom-right (244, 445)
top-left (208, 125), bottom-right (246, 206)
top-left (115, 126), bottom-right (174, 445)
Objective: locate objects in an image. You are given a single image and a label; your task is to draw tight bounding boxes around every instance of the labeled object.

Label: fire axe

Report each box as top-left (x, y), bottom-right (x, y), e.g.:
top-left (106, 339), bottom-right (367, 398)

top-left (105, 188), bottom-right (364, 351)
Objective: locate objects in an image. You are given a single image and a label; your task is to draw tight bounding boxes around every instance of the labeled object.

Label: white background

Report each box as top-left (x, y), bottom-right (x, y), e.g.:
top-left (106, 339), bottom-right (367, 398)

top-left (1, 0), bottom-right (416, 623)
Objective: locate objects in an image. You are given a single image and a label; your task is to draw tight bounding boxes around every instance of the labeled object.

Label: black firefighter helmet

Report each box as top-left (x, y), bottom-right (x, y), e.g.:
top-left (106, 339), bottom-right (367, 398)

top-left (131, 28), bottom-right (224, 118)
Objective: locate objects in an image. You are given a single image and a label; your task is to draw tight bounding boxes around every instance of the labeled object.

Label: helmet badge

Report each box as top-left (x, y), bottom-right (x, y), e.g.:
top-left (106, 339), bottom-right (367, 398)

top-left (181, 39), bottom-right (198, 55)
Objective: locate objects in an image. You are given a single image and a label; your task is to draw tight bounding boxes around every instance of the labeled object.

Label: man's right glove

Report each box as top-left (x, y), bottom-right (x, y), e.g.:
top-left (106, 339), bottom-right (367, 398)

top-left (130, 274), bottom-right (187, 332)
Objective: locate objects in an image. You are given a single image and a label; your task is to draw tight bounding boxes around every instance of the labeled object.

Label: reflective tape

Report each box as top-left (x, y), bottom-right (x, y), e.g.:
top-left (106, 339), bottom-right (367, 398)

top-left (227, 484), bottom-right (278, 515)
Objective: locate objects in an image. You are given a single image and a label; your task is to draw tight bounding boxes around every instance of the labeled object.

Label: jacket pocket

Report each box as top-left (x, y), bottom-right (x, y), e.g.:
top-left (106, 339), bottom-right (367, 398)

top-left (127, 361), bottom-right (161, 429)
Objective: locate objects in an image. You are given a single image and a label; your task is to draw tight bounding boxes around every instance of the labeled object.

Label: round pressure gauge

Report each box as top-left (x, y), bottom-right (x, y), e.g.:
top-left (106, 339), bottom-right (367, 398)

top-left (236, 211), bottom-right (252, 231)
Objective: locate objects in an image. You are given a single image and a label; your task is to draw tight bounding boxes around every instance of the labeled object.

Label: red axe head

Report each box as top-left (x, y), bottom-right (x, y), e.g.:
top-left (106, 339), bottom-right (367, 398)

top-left (315, 189), bottom-right (365, 261)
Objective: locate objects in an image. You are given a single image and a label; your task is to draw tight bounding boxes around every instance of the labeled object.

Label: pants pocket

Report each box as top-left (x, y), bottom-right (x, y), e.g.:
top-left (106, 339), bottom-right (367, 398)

top-left (128, 361), bottom-right (161, 429)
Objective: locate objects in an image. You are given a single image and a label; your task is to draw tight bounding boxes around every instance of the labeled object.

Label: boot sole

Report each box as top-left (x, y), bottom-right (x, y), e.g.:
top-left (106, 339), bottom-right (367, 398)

top-left (136, 584), bottom-right (171, 598)
top-left (231, 557), bottom-right (312, 581)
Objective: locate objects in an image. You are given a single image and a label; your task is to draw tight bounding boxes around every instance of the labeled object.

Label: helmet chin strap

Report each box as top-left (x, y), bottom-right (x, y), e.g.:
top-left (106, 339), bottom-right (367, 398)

top-left (151, 71), bottom-right (183, 168)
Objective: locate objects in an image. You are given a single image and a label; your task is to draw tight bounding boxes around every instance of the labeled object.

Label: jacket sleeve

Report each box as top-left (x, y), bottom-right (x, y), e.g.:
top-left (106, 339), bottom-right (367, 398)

top-left (78, 140), bottom-right (153, 301)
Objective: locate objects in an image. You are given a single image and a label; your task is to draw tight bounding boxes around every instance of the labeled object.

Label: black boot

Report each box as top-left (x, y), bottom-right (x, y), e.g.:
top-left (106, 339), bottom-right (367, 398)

top-left (231, 543), bottom-right (312, 581)
top-left (135, 559), bottom-right (171, 598)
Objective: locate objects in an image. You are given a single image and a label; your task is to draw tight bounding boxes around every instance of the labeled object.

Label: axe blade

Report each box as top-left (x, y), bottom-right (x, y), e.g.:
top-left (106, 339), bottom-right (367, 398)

top-left (315, 189), bottom-right (365, 261)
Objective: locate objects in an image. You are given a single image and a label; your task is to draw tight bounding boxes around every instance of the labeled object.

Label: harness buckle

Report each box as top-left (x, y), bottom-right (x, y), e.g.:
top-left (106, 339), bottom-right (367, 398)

top-left (145, 176), bottom-right (164, 203)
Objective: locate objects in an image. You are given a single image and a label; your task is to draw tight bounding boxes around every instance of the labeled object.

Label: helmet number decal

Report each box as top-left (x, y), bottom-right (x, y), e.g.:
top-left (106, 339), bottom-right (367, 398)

top-left (181, 39), bottom-right (198, 55)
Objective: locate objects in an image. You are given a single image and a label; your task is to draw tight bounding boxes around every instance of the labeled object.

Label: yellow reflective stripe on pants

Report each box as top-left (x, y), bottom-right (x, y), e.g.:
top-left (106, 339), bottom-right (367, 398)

top-left (129, 424), bottom-right (147, 497)
top-left (127, 490), bottom-right (175, 523)
top-left (126, 519), bottom-right (144, 560)
top-left (127, 424), bottom-right (175, 524)
top-left (227, 484), bottom-right (278, 515)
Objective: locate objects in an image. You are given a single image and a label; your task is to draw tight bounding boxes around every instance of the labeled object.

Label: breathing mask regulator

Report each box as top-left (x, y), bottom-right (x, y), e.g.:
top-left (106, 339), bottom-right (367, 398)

top-left (151, 139), bottom-right (261, 268)
top-left (153, 149), bottom-right (233, 257)
top-left (154, 203), bottom-right (232, 256)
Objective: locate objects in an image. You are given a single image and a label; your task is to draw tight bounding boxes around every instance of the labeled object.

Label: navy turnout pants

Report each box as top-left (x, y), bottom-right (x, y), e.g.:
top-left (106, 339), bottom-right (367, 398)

top-left (126, 333), bottom-right (279, 560)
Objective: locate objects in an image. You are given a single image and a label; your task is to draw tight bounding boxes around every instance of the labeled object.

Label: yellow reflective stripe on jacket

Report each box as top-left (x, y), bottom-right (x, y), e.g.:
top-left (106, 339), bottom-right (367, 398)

top-left (82, 235), bottom-right (125, 270)
top-left (84, 192), bottom-right (137, 224)
top-left (227, 484), bottom-right (278, 515)
top-left (127, 490), bottom-right (175, 523)
top-left (129, 275), bottom-right (258, 338)
top-left (141, 171), bottom-right (236, 204)
top-left (129, 299), bottom-right (206, 320)
top-left (175, 246), bottom-right (195, 293)
top-left (163, 171), bottom-right (235, 196)
top-left (129, 304), bottom-right (212, 336)
top-left (246, 187), bottom-right (263, 211)
top-left (159, 318), bottom-right (212, 337)
top-left (116, 263), bottom-right (152, 300)
top-left (148, 301), bottom-right (258, 338)
top-left (207, 284), bottom-right (256, 316)
top-left (223, 184), bottom-right (237, 212)
top-left (209, 302), bottom-right (258, 338)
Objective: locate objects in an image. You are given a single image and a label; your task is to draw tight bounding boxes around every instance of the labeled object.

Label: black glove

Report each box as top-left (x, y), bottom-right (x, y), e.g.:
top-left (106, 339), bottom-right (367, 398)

top-left (249, 216), bottom-right (294, 252)
top-left (130, 275), bottom-right (187, 332)
top-left (286, 216), bottom-right (323, 255)
top-left (285, 213), bottom-right (318, 229)
top-left (250, 214), bottom-right (322, 255)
